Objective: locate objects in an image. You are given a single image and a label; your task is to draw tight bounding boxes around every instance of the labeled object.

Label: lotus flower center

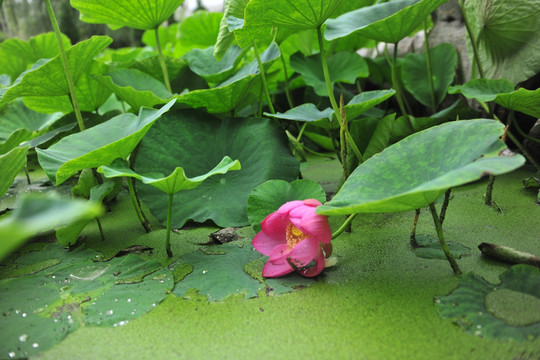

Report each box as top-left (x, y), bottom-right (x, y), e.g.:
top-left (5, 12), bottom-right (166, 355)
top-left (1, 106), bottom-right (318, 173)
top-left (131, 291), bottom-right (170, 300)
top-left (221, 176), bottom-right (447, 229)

top-left (286, 223), bottom-right (309, 248)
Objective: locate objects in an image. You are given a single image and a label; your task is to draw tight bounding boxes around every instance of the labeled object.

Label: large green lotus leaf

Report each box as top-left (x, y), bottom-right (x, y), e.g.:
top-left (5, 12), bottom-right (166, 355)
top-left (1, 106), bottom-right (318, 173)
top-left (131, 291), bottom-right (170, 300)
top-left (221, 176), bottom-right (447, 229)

top-left (402, 43), bottom-right (457, 108)
top-left (36, 100), bottom-right (175, 185)
top-left (494, 88), bottom-right (540, 119)
top-left (290, 51), bottom-right (369, 96)
top-left (436, 265), bottom-right (540, 340)
top-left (70, 0), bottom-right (185, 30)
top-left (464, 0), bottom-right (540, 84)
top-left (0, 146), bottom-right (28, 198)
top-left (96, 68), bottom-right (172, 111)
top-left (0, 100), bottom-right (63, 154)
top-left (324, 0), bottom-right (447, 43)
top-left (245, 0), bottom-right (344, 30)
top-left (23, 61), bottom-right (112, 114)
top-left (174, 10), bottom-right (223, 57)
top-left (317, 120), bottom-right (525, 216)
top-left (246, 179), bottom-right (326, 232)
top-left (183, 45), bottom-right (244, 85)
top-left (0, 194), bottom-right (103, 262)
top-left (134, 110), bottom-right (299, 227)
top-left (98, 156), bottom-right (240, 195)
top-left (214, 0), bottom-right (250, 60)
top-left (448, 78), bottom-right (514, 103)
top-left (0, 32), bottom-right (70, 83)
top-left (0, 36), bottom-right (112, 109)
top-left (176, 42), bottom-right (280, 113)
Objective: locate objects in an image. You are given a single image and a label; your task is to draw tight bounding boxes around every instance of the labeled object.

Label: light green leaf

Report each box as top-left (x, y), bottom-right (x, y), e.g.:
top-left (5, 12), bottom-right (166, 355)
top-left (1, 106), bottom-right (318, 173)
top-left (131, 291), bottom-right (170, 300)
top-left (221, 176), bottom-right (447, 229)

top-left (0, 36), bottom-right (112, 108)
top-left (214, 0), bottom-right (250, 60)
top-left (0, 146), bottom-right (28, 198)
top-left (494, 88), bottom-right (540, 119)
top-left (183, 45), bottom-right (244, 85)
top-left (265, 90), bottom-right (395, 130)
top-left (0, 100), bottom-right (63, 154)
top-left (402, 43), bottom-right (458, 108)
top-left (246, 179), bottom-right (326, 232)
top-left (96, 68), bottom-right (172, 110)
top-left (98, 156), bottom-right (241, 195)
top-left (463, 0), bottom-right (540, 84)
top-left (290, 51), bottom-right (369, 96)
top-left (245, 0), bottom-right (344, 30)
top-left (265, 103), bottom-right (334, 123)
top-left (36, 100), bottom-right (175, 185)
top-left (0, 194), bottom-right (103, 261)
top-left (134, 109), bottom-right (299, 227)
top-left (324, 0), bottom-right (447, 43)
top-left (173, 10), bottom-right (223, 57)
top-left (448, 78), bottom-right (514, 102)
top-left (70, 0), bottom-right (185, 30)
top-left (363, 113), bottom-right (395, 159)
top-left (23, 61), bottom-right (112, 114)
top-left (317, 120), bottom-right (525, 216)
top-left (0, 32), bottom-right (71, 83)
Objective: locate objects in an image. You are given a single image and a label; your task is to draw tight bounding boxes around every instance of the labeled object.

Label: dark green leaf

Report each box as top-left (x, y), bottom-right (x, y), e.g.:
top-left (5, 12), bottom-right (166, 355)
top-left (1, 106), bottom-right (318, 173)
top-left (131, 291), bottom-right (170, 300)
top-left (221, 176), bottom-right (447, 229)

top-left (402, 43), bottom-right (457, 108)
top-left (448, 78), bottom-right (514, 103)
top-left (290, 51), bottom-right (369, 96)
top-left (247, 179), bottom-right (327, 232)
top-left (134, 110), bottom-right (299, 227)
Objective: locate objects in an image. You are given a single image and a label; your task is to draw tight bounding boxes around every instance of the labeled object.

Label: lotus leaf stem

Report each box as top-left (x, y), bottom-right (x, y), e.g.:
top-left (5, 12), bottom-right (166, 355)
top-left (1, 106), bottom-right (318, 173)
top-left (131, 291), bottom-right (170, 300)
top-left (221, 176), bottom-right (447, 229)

top-left (154, 27), bottom-right (172, 93)
top-left (44, 0), bottom-right (85, 132)
top-left (253, 41), bottom-right (275, 114)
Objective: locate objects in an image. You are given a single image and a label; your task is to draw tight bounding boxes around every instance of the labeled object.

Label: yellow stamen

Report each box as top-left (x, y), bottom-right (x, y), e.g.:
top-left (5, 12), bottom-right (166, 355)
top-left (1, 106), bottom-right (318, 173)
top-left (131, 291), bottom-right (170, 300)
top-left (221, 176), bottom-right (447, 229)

top-left (286, 222), bottom-right (309, 248)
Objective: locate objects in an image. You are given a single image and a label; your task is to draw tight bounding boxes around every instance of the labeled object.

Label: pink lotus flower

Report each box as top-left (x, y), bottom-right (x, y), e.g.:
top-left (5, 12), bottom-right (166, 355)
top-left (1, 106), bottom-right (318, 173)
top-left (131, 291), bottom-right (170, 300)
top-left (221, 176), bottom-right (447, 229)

top-left (252, 199), bottom-right (333, 277)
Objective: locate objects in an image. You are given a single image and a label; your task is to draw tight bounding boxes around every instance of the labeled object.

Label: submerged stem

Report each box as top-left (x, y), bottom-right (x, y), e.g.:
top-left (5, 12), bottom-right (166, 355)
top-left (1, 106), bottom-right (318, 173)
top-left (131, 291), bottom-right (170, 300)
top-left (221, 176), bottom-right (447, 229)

top-left (155, 27), bottom-right (172, 93)
top-left (165, 193), bottom-right (174, 257)
top-left (429, 203), bottom-right (461, 274)
top-left (45, 0), bottom-right (85, 132)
